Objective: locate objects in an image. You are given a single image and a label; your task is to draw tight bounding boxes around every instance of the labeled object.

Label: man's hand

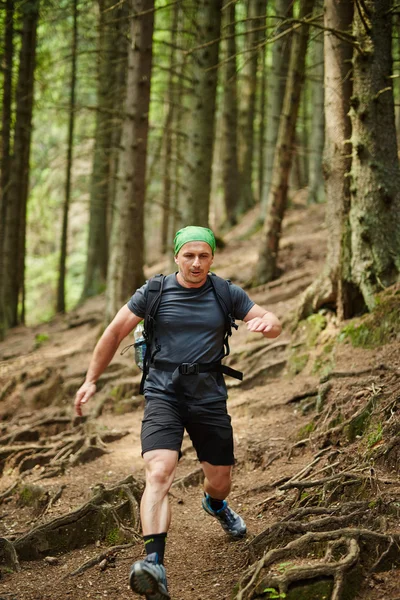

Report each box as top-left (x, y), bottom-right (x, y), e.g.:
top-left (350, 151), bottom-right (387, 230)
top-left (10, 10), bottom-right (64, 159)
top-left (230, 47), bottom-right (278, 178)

top-left (244, 306), bottom-right (282, 339)
top-left (246, 316), bottom-right (273, 334)
top-left (74, 381), bottom-right (96, 416)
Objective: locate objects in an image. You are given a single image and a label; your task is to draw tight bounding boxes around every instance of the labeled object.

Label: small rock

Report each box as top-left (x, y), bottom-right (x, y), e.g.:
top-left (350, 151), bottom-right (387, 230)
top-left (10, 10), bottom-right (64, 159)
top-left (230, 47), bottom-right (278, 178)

top-left (44, 556), bottom-right (59, 565)
top-left (99, 559), bottom-right (108, 571)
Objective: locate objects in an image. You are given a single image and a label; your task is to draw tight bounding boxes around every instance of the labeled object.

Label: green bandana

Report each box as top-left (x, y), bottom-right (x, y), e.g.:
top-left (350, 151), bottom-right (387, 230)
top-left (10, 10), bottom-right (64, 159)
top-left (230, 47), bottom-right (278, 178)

top-left (174, 226), bottom-right (216, 256)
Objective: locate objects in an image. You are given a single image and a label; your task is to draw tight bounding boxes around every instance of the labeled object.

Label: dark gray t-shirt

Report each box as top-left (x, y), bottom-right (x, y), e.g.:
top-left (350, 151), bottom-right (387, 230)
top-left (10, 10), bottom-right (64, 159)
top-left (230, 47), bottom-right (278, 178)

top-left (127, 273), bottom-right (254, 403)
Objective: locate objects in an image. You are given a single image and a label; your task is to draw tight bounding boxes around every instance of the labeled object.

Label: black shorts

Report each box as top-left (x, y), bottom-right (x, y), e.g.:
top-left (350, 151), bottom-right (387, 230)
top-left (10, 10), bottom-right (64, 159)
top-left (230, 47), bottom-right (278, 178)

top-left (141, 396), bottom-right (234, 466)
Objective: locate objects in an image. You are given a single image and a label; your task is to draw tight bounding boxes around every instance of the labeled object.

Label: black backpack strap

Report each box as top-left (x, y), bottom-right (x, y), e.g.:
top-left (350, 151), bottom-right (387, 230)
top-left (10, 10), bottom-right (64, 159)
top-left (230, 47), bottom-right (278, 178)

top-left (139, 274), bottom-right (165, 394)
top-left (208, 273), bottom-right (238, 357)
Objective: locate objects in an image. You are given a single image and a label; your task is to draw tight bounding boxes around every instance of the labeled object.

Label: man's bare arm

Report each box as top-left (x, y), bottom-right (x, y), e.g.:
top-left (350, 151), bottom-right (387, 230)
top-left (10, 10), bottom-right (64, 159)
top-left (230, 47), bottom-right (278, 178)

top-left (74, 305), bottom-right (142, 416)
top-left (243, 303), bottom-right (282, 338)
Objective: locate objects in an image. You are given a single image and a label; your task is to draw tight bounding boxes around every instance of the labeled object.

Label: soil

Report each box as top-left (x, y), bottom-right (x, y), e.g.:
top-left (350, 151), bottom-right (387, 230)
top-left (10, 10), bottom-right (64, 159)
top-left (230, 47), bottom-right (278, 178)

top-left (0, 202), bottom-right (399, 600)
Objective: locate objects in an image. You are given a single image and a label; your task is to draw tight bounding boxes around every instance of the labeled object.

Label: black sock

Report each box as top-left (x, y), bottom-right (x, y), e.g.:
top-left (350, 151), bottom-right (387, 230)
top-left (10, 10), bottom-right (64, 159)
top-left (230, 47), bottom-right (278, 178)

top-left (207, 495), bottom-right (225, 511)
top-left (143, 533), bottom-right (167, 564)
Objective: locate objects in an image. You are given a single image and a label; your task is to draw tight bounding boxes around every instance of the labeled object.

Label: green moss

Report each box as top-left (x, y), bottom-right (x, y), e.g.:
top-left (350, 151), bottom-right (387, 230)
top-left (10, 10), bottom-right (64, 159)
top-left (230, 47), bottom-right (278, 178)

top-left (304, 314), bottom-right (327, 344)
top-left (328, 412), bottom-right (343, 428)
top-left (106, 527), bottom-right (124, 546)
top-left (277, 562), bottom-right (294, 573)
top-left (17, 484), bottom-right (46, 509)
top-left (298, 421), bottom-right (315, 439)
top-left (339, 287), bottom-right (400, 348)
top-left (345, 396), bottom-right (376, 442)
top-left (287, 313), bottom-right (329, 378)
top-left (286, 578), bottom-right (333, 600)
top-left (288, 353), bottom-right (309, 376)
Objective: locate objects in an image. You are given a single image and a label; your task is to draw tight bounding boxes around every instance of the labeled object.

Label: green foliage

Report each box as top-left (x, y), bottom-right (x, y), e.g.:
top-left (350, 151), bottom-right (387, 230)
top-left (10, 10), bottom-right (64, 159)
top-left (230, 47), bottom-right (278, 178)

top-left (367, 423), bottom-right (383, 448)
top-left (263, 589), bottom-right (286, 599)
top-left (34, 332), bottom-right (50, 348)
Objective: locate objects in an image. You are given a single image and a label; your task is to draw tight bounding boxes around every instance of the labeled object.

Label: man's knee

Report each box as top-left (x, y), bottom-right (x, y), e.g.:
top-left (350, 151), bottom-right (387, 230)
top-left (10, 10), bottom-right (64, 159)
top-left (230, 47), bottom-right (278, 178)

top-left (202, 463), bottom-right (232, 494)
top-left (144, 449), bottom-right (178, 490)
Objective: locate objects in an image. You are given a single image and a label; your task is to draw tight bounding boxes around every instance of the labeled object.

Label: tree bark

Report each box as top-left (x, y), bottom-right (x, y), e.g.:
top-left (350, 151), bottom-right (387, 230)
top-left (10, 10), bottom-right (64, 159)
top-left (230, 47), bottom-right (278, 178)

top-left (255, 0), bottom-right (315, 285)
top-left (161, 0), bottom-right (180, 254)
top-left (260, 0), bottom-right (293, 219)
top-left (221, 0), bottom-right (240, 227)
top-left (105, 0), bottom-right (154, 322)
top-left (0, 0), bottom-right (14, 340)
top-left (81, 0), bottom-right (119, 300)
top-left (184, 0), bottom-right (223, 226)
top-left (3, 0), bottom-right (39, 327)
top-left (107, 0), bottom-right (129, 242)
top-left (56, 0), bottom-right (78, 314)
top-left (257, 41), bottom-right (267, 205)
top-left (296, 0), bottom-right (354, 320)
top-left (349, 0), bottom-right (400, 310)
top-left (308, 21), bottom-right (325, 204)
top-left (238, 0), bottom-right (265, 214)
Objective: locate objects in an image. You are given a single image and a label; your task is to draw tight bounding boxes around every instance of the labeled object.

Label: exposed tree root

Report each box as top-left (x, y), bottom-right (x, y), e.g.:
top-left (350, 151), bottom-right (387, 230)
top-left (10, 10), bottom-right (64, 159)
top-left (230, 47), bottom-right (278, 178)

top-left (172, 468), bottom-right (204, 490)
top-left (11, 475), bottom-right (143, 561)
top-left (0, 410), bottom-right (129, 479)
top-left (249, 504), bottom-right (370, 557)
top-left (0, 537), bottom-right (20, 573)
top-left (236, 528), bottom-right (400, 599)
top-left (68, 542), bottom-right (135, 576)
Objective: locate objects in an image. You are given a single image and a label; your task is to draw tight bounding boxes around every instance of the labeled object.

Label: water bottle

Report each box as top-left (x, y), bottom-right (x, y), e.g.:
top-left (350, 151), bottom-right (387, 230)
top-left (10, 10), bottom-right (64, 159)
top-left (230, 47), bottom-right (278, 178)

top-left (134, 322), bottom-right (146, 371)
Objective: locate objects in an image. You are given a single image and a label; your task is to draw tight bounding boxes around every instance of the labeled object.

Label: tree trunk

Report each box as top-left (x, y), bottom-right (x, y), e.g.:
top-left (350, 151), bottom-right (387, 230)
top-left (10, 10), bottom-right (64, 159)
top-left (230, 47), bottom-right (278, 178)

top-left (3, 0), bottom-right (39, 327)
top-left (105, 0), bottom-right (154, 322)
top-left (81, 0), bottom-right (118, 300)
top-left (255, 0), bottom-right (315, 285)
top-left (349, 0), bottom-right (400, 310)
top-left (221, 0), bottom-right (240, 227)
top-left (257, 41), bottom-right (267, 205)
top-left (238, 0), bottom-right (265, 214)
top-left (184, 0), bottom-right (222, 226)
top-left (0, 0), bottom-right (14, 340)
top-left (308, 15), bottom-right (325, 204)
top-left (260, 0), bottom-right (293, 218)
top-left (107, 0), bottom-right (129, 242)
top-left (296, 0), bottom-right (354, 320)
top-left (161, 0), bottom-right (180, 254)
top-left (56, 0), bottom-right (78, 314)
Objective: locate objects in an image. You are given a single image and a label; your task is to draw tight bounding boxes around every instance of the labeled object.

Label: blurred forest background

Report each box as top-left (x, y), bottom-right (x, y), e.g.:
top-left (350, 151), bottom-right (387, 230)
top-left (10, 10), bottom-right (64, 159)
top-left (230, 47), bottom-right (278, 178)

top-left (0, 0), bottom-right (399, 337)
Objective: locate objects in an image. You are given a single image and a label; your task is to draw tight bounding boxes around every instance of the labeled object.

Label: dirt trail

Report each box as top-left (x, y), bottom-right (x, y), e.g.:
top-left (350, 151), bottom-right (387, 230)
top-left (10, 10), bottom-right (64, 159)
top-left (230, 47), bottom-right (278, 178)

top-left (1, 203), bottom-right (399, 600)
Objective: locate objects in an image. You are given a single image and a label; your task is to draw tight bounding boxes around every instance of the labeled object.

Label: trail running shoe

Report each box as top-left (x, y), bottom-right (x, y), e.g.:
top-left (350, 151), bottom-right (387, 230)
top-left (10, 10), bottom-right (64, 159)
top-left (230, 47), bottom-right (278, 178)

top-left (202, 494), bottom-right (247, 539)
top-left (129, 552), bottom-right (170, 600)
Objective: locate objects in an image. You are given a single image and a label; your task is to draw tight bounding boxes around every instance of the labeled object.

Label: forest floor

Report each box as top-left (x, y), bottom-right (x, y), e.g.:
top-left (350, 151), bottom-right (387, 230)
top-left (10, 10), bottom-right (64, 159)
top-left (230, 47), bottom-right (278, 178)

top-left (0, 201), bottom-right (399, 600)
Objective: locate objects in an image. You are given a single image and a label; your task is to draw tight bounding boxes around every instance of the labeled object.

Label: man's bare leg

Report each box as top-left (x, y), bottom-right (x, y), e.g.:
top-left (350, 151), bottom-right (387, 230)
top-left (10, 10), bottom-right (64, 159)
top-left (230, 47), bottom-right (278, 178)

top-left (200, 461), bottom-right (246, 538)
top-left (129, 449), bottom-right (177, 598)
top-left (141, 448), bottom-right (178, 534)
top-left (201, 462), bottom-right (232, 499)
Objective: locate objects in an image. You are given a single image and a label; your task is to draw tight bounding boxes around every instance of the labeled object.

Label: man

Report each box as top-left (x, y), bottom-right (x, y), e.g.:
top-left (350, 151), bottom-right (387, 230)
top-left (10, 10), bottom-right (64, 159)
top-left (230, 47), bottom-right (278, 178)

top-left (74, 226), bottom-right (281, 600)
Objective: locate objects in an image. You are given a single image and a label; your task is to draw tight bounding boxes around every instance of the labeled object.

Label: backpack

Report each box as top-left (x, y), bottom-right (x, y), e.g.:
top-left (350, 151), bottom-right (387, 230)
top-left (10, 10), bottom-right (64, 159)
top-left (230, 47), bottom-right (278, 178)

top-left (139, 273), bottom-right (243, 395)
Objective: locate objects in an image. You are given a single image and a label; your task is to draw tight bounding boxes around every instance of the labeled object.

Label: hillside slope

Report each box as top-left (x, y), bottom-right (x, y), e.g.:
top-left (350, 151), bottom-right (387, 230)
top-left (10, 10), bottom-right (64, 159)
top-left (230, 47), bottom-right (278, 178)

top-left (0, 203), bottom-right (399, 600)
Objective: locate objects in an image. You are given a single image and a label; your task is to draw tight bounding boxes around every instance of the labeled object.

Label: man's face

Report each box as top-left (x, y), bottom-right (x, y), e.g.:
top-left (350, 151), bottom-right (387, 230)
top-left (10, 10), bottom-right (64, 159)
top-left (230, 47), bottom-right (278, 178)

top-left (174, 241), bottom-right (214, 287)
